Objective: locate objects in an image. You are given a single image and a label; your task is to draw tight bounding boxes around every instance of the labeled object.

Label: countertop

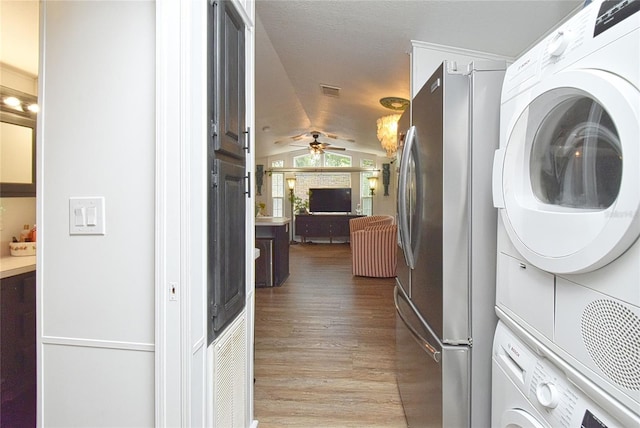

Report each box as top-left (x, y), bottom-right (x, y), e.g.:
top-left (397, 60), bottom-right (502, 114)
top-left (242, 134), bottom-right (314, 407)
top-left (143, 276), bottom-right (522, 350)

top-left (255, 216), bottom-right (291, 226)
top-left (1, 255), bottom-right (36, 279)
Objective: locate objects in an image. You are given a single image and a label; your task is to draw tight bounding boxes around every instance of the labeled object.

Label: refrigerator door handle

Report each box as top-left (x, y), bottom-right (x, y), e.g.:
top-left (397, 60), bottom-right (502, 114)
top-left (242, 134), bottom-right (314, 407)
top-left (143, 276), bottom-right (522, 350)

top-left (398, 125), bottom-right (416, 269)
top-left (394, 286), bottom-right (441, 363)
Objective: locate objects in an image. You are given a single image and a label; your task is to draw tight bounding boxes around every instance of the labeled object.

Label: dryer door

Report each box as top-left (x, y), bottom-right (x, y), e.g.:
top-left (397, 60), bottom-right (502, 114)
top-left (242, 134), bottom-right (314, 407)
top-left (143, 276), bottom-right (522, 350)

top-left (495, 69), bottom-right (640, 274)
top-left (501, 409), bottom-right (546, 428)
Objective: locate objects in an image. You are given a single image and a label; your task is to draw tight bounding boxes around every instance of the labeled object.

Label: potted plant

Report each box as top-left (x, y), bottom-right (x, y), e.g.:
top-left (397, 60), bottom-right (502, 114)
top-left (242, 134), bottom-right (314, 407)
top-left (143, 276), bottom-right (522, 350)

top-left (293, 196), bottom-right (309, 214)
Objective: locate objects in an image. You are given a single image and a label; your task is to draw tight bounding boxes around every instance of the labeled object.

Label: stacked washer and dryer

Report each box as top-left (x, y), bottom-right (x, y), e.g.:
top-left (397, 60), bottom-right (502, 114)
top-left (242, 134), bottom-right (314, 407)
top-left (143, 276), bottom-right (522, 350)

top-left (491, 0), bottom-right (640, 427)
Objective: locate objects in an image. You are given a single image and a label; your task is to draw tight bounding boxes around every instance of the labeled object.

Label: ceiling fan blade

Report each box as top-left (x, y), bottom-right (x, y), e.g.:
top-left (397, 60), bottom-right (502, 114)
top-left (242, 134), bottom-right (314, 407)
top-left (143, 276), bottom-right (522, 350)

top-left (274, 132), bottom-right (309, 145)
top-left (324, 146), bottom-right (346, 151)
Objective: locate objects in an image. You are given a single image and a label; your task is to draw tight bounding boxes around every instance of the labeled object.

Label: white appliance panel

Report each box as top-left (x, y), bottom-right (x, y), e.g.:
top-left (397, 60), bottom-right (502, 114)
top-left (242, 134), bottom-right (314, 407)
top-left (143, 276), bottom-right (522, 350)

top-left (496, 251), bottom-right (555, 339)
top-left (555, 277), bottom-right (640, 406)
top-left (492, 321), bottom-right (639, 428)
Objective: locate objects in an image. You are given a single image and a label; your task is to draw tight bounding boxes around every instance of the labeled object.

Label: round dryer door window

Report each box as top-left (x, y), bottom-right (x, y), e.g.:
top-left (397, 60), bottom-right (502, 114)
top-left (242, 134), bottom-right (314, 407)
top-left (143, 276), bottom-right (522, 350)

top-left (497, 69), bottom-right (640, 274)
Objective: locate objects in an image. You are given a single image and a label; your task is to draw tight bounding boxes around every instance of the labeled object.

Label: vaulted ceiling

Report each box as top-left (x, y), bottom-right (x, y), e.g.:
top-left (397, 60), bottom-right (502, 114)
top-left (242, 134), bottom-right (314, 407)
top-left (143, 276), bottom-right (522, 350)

top-left (255, 0), bottom-right (582, 158)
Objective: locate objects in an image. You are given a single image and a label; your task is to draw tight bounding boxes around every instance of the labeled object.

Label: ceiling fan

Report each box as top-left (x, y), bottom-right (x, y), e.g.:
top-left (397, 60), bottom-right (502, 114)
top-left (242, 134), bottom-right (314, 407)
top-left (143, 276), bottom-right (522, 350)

top-left (294, 133), bottom-right (346, 154)
top-left (273, 130), bottom-right (354, 147)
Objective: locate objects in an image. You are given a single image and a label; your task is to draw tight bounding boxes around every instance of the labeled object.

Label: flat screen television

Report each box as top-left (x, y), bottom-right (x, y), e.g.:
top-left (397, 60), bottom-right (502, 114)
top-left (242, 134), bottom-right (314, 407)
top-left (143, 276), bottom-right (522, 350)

top-left (309, 188), bottom-right (352, 213)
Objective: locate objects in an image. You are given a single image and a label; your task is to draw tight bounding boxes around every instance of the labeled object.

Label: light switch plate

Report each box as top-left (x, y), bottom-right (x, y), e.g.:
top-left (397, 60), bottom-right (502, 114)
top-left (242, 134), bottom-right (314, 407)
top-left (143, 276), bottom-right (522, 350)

top-left (69, 197), bottom-right (105, 235)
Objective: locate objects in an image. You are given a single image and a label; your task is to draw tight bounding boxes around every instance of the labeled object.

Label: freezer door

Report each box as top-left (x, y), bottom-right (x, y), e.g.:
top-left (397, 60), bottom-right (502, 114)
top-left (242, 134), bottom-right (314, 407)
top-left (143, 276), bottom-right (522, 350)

top-left (395, 286), bottom-right (470, 428)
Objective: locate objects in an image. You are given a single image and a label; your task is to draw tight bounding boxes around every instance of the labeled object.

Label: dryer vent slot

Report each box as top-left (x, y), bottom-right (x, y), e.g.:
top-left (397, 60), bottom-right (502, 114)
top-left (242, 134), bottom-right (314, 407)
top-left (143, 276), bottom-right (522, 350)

top-left (581, 299), bottom-right (640, 391)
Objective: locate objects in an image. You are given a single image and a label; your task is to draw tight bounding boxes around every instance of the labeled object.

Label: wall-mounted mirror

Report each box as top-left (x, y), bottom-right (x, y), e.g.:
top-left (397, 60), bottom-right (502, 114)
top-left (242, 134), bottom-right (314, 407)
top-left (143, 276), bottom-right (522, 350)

top-left (1, 86), bottom-right (37, 197)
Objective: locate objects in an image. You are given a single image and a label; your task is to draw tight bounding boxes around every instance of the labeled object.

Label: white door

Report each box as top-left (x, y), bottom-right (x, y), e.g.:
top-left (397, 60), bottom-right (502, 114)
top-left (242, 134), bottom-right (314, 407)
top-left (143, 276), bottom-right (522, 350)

top-left (494, 69), bottom-right (640, 274)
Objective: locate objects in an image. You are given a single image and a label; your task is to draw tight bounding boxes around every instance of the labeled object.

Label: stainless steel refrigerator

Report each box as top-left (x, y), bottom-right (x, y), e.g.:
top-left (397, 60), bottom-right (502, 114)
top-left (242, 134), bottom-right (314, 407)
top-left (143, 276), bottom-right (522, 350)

top-left (395, 60), bottom-right (505, 427)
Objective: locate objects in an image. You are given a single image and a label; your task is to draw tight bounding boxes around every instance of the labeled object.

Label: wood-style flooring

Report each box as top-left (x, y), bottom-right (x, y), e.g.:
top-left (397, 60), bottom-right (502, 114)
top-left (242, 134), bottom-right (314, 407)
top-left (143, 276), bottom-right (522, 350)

top-left (254, 242), bottom-right (407, 427)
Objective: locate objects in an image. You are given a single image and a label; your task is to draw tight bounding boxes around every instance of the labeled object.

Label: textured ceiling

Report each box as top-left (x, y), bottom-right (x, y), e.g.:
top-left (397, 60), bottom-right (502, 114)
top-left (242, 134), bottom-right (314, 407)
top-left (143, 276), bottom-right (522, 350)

top-left (255, 0), bottom-right (582, 157)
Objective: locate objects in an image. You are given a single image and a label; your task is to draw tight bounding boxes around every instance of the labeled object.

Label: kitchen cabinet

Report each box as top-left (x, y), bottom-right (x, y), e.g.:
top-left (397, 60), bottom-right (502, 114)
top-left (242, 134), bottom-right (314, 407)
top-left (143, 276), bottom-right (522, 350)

top-left (255, 218), bottom-right (290, 287)
top-left (295, 214), bottom-right (364, 243)
top-left (208, 158), bottom-right (247, 344)
top-left (1, 271), bottom-right (36, 427)
top-left (210, 0), bottom-right (247, 161)
top-left (207, 0), bottom-right (249, 345)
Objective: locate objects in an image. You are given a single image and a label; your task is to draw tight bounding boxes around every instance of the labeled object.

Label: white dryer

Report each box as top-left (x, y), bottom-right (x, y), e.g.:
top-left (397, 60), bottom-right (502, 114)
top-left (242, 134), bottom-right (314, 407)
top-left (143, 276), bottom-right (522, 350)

top-left (492, 320), bottom-right (639, 428)
top-left (492, 0), bottom-right (640, 417)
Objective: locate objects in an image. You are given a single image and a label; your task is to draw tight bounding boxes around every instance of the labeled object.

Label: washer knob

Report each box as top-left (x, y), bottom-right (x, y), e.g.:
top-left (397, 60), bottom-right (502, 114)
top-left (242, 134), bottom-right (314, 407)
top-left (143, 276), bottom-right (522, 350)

top-left (548, 30), bottom-right (570, 57)
top-left (536, 381), bottom-right (560, 409)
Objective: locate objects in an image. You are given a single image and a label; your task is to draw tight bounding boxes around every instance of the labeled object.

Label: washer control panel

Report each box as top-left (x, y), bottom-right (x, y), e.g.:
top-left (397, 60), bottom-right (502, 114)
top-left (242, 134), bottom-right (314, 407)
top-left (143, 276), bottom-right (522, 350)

top-left (493, 322), bottom-right (622, 427)
top-left (502, 0), bottom-right (640, 101)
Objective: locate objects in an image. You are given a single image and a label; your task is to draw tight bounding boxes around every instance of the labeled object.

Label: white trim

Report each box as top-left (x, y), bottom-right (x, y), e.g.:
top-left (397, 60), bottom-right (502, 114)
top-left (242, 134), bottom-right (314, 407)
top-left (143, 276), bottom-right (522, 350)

top-left (410, 39), bottom-right (514, 62)
top-left (245, 12), bottom-right (257, 427)
top-left (41, 336), bottom-right (154, 352)
top-left (156, 0), bottom-right (183, 426)
top-left (179, 1), bottom-right (193, 426)
top-left (229, 0), bottom-right (255, 28)
top-left (192, 336), bottom-right (206, 355)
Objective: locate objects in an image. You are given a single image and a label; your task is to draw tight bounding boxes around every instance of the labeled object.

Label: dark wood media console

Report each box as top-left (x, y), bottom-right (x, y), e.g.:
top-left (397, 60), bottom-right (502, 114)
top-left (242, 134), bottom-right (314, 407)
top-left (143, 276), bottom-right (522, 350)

top-left (295, 214), bottom-right (364, 243)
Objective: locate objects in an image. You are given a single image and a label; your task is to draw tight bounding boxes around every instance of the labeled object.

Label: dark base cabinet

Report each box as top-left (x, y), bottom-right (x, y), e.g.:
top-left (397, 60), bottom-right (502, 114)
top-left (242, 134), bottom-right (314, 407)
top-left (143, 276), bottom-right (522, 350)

top-left (255, 238), bottom-right (274, 287)
top-left (1, 271), bottom-right (36, 428)
top-left (295, 214), bottom-right (364, 243)
top-left (255, 221), bottom-right (290, 287)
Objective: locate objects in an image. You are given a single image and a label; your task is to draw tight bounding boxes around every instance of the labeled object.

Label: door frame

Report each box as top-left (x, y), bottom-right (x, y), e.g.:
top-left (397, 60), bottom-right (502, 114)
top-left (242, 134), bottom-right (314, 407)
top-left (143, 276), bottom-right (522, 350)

top-left (156, 0), bottom-right (209, 425)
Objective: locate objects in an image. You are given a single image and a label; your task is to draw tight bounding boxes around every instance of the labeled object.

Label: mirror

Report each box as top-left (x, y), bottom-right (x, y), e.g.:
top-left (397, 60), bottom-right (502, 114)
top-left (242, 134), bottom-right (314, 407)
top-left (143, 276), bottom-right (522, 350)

top-left (0, 87), bottom-right (37, 197)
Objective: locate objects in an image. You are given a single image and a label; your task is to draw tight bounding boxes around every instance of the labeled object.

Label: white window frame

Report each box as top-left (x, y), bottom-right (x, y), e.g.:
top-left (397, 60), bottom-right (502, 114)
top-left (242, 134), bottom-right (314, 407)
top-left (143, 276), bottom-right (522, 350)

top-left (271, 160), bottom-right (284, 217)
top-left (360, 159), bottom-right (375, 215)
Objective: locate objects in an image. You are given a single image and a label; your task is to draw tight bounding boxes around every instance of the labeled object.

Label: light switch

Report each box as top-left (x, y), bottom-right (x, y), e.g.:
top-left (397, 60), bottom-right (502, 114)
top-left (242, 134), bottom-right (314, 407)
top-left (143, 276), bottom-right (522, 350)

top-left (69, 197), bottom-right (105, 235)
top-left (86, 206), bottom-right (98, 226)
top-left (74, 207), bottom-right (86, 226)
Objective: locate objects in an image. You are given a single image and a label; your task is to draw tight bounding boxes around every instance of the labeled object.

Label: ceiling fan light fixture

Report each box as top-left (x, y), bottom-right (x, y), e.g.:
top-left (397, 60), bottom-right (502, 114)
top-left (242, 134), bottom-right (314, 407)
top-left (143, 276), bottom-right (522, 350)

top-left (310, 146), bottom-right (323, 155)
top-left (377, 113), bottom-right (401, 158)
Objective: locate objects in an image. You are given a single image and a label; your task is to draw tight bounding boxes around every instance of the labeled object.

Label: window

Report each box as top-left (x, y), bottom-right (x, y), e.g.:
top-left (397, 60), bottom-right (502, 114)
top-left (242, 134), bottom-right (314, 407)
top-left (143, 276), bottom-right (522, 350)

top-left (294, 153), bottom-right (321, 168)
top-left (293, 152), bottom-right (352, 168)
top-left (360, 159), bottom-right (375, 215)
top-left (291, 154), bottom-right (353, 210)
top-left (271, 160), bottom-right (284, 217)
top-left (324, 152), bottom-right (351, 167)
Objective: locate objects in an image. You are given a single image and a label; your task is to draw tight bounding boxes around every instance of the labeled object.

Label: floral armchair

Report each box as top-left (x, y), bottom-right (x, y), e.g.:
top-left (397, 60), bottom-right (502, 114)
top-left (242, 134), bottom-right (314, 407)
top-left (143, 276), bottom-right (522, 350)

top-left (349, 215), bottom-right (397, 278)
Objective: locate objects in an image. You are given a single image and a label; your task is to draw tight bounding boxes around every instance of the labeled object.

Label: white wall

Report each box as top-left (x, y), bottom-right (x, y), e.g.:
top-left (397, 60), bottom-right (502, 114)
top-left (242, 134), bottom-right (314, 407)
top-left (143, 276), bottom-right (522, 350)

top-left (38, 2), bottom-right (156, 425)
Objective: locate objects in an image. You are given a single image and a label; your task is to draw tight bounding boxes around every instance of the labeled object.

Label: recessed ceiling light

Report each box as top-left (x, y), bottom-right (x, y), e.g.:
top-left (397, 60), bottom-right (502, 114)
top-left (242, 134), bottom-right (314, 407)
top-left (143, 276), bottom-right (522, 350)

top-left (4, 96), bottom-right (21, 107)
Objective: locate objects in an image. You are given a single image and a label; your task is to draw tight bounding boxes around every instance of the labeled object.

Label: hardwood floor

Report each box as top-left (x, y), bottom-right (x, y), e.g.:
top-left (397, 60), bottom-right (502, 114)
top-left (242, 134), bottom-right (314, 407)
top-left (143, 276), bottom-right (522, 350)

top-left (254, 243), bottom-right (407, 427)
